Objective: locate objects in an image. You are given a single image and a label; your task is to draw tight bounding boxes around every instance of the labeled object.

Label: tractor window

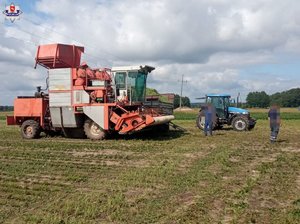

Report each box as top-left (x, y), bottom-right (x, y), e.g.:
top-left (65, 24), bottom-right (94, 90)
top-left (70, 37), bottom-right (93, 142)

top-left (224, 97), bottom-right (230, 108)
top-left (211, 97), bottom-right (223, 109)
top-left (128, 72), bottom-right (147, 102)
top-left (115, 72), bottom-right (126, 89)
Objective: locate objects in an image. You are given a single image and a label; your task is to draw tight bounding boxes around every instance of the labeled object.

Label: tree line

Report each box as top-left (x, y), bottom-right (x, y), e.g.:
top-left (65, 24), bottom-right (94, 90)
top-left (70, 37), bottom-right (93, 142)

top-left (246, 88), bottom-right (300, 108)
top-left (0, 106), bottom-right (13, 111)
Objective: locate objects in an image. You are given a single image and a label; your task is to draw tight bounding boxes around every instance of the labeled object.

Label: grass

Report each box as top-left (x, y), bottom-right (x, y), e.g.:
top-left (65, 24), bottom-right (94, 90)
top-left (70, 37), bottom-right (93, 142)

top-left (0, 110), bottom-right (299, 223)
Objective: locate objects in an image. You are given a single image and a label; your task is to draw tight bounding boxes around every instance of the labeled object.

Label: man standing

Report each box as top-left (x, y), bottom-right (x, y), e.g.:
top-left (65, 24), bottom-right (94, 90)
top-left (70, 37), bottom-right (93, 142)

top-left (268, 105), bottom-right (280, 143)
top-left (204, 104), bottom-right (215, 136)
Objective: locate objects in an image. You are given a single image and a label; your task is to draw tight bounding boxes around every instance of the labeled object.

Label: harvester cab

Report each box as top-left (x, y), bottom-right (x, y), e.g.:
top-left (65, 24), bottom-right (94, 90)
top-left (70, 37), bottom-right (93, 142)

top-left (196, 94), bottom-right (256, 131)
top-left (112, 65), bottom-right (154, 104)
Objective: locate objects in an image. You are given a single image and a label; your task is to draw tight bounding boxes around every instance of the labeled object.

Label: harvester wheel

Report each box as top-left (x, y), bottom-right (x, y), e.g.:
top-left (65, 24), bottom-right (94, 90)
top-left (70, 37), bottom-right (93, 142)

top-left (232, 116), bottom-right (249, 131)
top-left (84, 119), bottom-right (106, 140)
top-left (21, 120), bottom-right (41, 139)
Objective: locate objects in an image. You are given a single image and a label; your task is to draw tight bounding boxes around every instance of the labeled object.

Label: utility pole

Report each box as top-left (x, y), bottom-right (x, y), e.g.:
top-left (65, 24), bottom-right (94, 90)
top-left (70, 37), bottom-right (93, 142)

top-left (236, 92), bottom-right (240, 107)
top-left (179, 74), bottom-right (187, 109)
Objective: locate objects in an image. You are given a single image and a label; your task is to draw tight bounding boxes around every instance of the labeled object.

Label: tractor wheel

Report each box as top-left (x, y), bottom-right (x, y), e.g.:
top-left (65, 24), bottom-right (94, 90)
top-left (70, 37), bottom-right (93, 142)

top-left (196, 111), bottom-right (218, 130)
top-left (21, 120), bottom-right (41, 139)
top-left (84, 119), bottom-right (106, 140)
top-left (232, 116), bottom-right (249, 131)
top-left (63, 128), bottom-right (86, 139)
top-left (196, 111), bottom-right (205, 130)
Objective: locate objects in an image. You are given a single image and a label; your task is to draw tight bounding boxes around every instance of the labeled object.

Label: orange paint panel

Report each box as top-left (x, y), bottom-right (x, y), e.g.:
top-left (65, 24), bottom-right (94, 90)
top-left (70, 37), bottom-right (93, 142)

top-left (14, 98), bottom-right (44, 117)
top-left (104, 105), bottom-right (109, 129)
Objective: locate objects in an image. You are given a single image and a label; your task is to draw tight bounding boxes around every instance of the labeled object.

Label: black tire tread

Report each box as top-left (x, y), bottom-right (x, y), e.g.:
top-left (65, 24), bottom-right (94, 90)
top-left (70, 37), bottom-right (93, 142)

top-left (232, 116), bottom-right (249, 131)
top-left (21, 120), bottom-right (41, 139)
top-left (84, 119), bottom-right (106, 140)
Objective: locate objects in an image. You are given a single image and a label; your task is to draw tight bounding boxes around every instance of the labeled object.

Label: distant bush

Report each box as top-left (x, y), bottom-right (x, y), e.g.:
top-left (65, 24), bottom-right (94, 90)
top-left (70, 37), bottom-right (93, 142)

top-left (251, 112), bottom-right (300, 120)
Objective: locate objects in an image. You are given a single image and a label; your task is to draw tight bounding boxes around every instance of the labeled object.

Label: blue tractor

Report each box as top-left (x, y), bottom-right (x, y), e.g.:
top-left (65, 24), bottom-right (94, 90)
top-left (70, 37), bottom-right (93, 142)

top-left (196, 94), bottom-right (256, 131)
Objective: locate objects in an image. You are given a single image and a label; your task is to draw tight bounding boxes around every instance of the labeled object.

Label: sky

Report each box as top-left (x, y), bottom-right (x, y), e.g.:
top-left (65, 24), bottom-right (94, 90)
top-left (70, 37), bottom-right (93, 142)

top-left (1, 0), bottom-right (300, 105)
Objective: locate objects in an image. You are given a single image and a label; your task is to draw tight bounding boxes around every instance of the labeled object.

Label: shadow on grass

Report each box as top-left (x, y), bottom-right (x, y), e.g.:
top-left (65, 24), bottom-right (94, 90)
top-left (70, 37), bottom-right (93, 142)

top-left (216, 127), bottom-right (233, 131)
top-left (107, 129), bottom-right (188, 141)
top-left (275, 139), bottom-right (288, 143)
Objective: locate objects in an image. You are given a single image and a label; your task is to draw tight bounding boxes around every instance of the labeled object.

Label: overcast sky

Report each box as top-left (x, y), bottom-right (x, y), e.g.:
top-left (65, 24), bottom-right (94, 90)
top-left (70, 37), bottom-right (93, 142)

top-left (1, 0), bottom-right (300, 105)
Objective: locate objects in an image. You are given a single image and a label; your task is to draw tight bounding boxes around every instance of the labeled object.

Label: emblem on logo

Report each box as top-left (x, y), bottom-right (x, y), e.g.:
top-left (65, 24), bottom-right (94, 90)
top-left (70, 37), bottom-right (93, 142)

top-left (3, 3), bottom-right (22, 23)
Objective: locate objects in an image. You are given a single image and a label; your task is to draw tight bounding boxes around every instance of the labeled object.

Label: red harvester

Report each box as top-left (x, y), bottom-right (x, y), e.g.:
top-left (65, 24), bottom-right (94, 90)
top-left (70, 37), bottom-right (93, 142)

top-left (7, 43), bottom-right (175, 140)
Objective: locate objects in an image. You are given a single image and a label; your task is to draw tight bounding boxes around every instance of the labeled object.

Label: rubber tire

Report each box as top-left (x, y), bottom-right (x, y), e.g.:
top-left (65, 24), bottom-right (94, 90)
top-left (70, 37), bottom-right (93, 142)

top-left (196, 111), bottom-right (205, 130)
top-left (84, 119), bottom-right (106, 140)
top-left (63, 128), bottom-right (86, 139)
top-left (232, 116), bottom-right (249, 131)
top-left (196, 110), bottom-right (218, 130)
top-left (21, 120), bottom-right (41, 139)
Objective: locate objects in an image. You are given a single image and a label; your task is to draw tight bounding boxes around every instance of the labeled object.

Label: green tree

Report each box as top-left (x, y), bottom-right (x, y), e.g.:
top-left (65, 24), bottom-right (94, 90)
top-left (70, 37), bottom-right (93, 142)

top-left (246, 91), bottom-right (270, 108)
top-left (174, 94), bottom-right (191, 108)
top-left (270, 88), bottom-right (300, 107)
top-left (146, 88), bottom-right (159, 96)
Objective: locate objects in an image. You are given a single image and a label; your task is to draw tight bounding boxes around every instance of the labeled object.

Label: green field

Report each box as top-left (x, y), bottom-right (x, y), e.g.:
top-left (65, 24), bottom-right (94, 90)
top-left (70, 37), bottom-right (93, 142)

top-left (0, 111), bottom-right (300, 223)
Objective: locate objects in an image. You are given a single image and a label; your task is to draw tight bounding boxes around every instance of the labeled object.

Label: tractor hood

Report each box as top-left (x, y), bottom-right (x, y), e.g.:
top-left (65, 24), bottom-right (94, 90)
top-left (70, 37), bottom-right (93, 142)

top-left (228, 107), bottom-right (249, 115)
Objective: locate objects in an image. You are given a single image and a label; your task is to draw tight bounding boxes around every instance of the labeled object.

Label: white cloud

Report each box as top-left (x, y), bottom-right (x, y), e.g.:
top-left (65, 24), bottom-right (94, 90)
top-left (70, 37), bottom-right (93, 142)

top-left (0, 0), bottom-right (300, 105)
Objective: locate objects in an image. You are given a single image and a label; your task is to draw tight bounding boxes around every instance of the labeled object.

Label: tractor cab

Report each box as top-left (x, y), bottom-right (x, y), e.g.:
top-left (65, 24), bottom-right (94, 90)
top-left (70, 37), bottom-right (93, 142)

top-left (112, 65), bottom-right (154, 104)
top-left (206, 94), bottom-right (230, 119)
top-left (196, 93), bottom-right (256, 131)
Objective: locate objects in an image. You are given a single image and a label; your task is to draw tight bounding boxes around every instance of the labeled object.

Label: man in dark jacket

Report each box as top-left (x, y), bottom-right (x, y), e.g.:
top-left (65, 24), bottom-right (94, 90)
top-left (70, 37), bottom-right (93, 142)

top-left (268, 105), bottom-right (280, 143)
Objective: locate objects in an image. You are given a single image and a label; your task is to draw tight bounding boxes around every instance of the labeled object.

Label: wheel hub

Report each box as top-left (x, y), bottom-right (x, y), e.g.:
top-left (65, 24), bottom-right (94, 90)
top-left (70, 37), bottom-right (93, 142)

top-left (91, 123), bottom-right (101, 135)
top-left (25, 126), bottom-right (33, 136)
top-left (235, 120), bottom-right (246, 130)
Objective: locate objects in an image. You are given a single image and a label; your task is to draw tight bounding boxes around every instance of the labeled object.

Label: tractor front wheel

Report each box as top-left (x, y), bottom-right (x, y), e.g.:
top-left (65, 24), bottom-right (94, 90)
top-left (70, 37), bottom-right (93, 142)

top-left (84, 119), bottom-right (106, 140)
top-left (232, 116), bottom-right (249, 131)
top-left (21, 120), bottom-right (41, 139)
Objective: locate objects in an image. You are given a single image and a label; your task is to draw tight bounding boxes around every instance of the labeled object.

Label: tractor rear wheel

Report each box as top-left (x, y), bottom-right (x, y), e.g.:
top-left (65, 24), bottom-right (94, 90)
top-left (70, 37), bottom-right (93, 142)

top-left (232, 116), bottom-right (249, 131)
top-left (21, 120), bottom-right (41, 139)
top-left (84, 119), bottom-right (106, 140)
top-left (196, 111), bottom-right (205, 130)
top-left (196, 111), bottom-right (218, 130)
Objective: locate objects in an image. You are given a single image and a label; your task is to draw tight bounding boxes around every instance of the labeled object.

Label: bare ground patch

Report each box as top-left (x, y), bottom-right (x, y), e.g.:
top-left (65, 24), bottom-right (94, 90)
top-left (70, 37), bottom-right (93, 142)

top-left (177, 150), bottom-right (212, 172)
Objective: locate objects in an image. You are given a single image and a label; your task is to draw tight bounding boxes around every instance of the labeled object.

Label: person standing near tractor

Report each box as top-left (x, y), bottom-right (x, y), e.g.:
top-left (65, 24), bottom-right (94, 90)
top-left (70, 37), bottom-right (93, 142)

top-left (268, 104), bottom-right (280, 143)
top-left (204, 104), bottom-right (216, 136)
